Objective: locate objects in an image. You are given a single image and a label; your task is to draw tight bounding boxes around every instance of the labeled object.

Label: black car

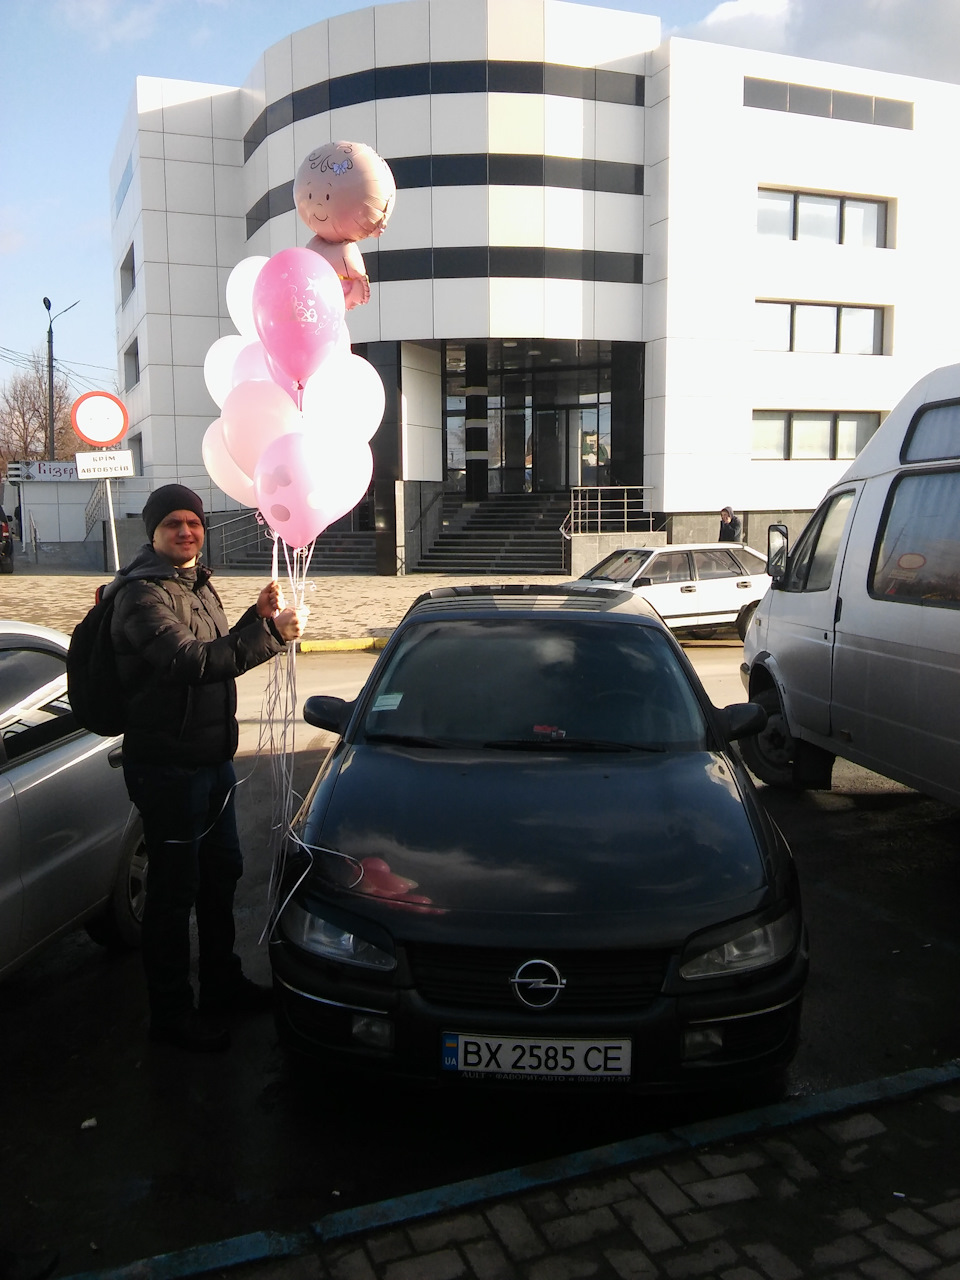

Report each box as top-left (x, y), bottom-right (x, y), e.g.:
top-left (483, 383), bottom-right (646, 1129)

top-left (0, 506), bottom-right (13, 574)
top-left (270, 584), bottom-right (807, 1093)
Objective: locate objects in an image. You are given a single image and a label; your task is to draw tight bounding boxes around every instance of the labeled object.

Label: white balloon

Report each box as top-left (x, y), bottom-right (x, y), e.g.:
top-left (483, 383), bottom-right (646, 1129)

top-left (300, 352), bottom-right (386, 443)
top-left (225, 255), bottom-right (269, 337)
top-left (201, 419), bottom-right (256, 507)
top-left (203, 335), bottom-right (247, 409)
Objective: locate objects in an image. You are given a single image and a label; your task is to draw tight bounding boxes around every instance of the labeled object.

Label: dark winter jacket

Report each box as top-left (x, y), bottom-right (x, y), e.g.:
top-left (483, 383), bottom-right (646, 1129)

top-left (107, 544), bottom-right (285, 766)
top-left (718, 513), bottom-right (742, 542)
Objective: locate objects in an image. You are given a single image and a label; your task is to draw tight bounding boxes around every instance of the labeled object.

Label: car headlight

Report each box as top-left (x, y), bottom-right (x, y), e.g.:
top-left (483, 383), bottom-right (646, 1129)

top-left (282, 901), bottom-right (396, 971)
top-left (679, 909), bottom-right (799, 980)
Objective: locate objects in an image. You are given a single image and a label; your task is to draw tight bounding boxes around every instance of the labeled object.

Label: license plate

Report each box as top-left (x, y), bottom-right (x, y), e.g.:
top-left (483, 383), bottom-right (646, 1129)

top-left (442, 1033), bottom-right (631, 1081)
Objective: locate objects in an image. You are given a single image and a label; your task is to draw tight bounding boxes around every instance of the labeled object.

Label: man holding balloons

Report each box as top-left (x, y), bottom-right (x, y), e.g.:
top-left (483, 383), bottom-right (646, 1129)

top-left (110, 484), bottom-right (305, 1052)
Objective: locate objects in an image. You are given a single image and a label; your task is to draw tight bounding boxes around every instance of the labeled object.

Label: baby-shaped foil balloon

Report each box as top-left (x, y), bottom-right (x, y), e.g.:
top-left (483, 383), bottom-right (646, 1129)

top-left (294, 141), bottom-right (396, 310)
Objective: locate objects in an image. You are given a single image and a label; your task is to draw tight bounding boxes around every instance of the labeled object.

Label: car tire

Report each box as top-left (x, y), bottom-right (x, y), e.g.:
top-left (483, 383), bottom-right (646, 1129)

top-left (85, 822), bottom-right (148, 951)
top-left (738, 687), bottom-right (797, 788)
top-left (736, 601), bottom-right (758, 641)
top-left (0, 554), bottom-right (13, 575)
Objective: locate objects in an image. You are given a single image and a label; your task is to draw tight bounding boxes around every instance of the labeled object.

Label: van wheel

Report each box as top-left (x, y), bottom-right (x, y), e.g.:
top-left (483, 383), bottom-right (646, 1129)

top-left (739, 687), bottom-right (797, 788)
top-left (736, 601), bottom-right (758, 641)
top-left (85, 824), bottom-right (148, 951)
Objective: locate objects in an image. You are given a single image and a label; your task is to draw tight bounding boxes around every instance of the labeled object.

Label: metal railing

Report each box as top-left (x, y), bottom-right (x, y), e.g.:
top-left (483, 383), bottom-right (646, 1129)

top-left (84, 480), bottom-right (108, 537)
top-left (562, 486), bottom-right (655, 539)
top-left (209, 510), bottom-right (271, 566)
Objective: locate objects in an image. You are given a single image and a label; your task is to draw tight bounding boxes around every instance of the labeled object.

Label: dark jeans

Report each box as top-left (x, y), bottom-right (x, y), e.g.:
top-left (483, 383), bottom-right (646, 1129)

top-left (123, 760), bottom-right (244, 1022)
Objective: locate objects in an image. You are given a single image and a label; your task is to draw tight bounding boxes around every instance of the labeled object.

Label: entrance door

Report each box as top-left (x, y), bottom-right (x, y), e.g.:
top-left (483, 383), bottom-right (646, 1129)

top-left (532, 411), bottom-right (566, 492)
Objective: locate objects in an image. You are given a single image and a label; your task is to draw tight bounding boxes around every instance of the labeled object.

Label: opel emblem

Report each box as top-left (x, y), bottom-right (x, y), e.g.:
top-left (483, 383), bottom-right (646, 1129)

top-left (509, 958), bottom-right (566, 1009)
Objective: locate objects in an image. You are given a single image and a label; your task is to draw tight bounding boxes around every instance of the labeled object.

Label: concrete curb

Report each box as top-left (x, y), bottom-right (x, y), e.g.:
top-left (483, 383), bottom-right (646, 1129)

top-left (60, 1058), bottom-right (960, 1280)
top-left (299, 637), bottom-right (389, 653)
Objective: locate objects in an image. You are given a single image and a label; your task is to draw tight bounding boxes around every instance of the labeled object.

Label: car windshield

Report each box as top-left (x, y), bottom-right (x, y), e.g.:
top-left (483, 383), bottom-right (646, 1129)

top-left (582, 550), bottom-right (654, 582)
top-left (360, 617), bottom-right (709, 751)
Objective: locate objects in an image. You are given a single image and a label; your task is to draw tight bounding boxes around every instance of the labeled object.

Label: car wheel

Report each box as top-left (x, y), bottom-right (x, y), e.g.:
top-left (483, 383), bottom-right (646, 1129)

top-left (85, 823), bottom-right (148, 950)
top-left (0, 554), bottom-right (13, 575)
top-left (738, 687), bottom-right (797, 788)
top-left (736, 601), bottom-right (758, 641)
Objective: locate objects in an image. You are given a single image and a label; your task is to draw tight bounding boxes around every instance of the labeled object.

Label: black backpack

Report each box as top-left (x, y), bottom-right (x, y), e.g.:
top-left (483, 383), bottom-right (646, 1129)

top-left (66, 581), bottom-right (188, 737)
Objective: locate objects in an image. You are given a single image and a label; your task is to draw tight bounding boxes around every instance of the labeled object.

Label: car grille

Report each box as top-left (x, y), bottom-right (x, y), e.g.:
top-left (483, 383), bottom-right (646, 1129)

top-left (405, 943), bottom-right (670, 1013)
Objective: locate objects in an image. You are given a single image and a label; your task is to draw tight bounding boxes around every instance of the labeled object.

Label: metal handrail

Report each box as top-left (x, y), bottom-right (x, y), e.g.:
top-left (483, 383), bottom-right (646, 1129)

top-left (84, 480), bottom-right (108, 537)
top-left (566, 486), bottom-right (655, 535)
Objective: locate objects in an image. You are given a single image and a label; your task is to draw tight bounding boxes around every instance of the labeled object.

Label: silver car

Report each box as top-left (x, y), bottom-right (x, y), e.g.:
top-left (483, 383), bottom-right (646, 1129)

top-left (579, 543), bottom-right (771, 640)
top-left (0, 621), bottom-right (145, 980)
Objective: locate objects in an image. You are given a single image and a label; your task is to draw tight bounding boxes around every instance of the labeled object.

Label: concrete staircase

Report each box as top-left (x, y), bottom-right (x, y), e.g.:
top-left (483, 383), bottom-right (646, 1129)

top-left (415, 492), bottom-right (570, 575)
top-left (221, 527), bottom-right (377, 574)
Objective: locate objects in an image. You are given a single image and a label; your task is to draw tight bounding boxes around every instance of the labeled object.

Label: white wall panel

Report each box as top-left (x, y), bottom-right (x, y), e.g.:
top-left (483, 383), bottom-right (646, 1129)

top-left (489, 94), bottom-right (544, 154)
top-left (488, 0), bottom-right (544, 61)
top-left (375, 0), bottom-right (430, 64)
top-left (544, 187), bottom-right (591, 249)
top-left (544, 96), bottom-right (592, 160)
top-left (166, 213), bottom-right (217, 265)
top-left (162, 160), bottom-right (216, 215)
top-left (168, 264), bottom-right (220, 317)
top-left (433, 278), bottom-right (490, 336)
top-left (380, 280), bottom-right (435, 339)
top-left (432, 94), bottom-right (487, 154)
top-left (376, 95), bottom-right (431, 159)
top-left (490, 278), bottom-right (544, 335)
top-left (432, 187), bottom-right (485, 247)
top-left (429, 0), bottom-right (487, 62)
top-left (291, 23), bottom-right (330, 92)
top-left (489, 187), bottom-right (545, 245)
top-left (329, 8), bottom-right (376, 78)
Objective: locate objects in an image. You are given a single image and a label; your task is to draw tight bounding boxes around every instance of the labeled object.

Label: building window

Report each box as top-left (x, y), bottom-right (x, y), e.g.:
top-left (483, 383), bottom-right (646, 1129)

top-left (755, 302), bottom-right (885, 354)
top-left (753, 411), bottom-right (881, 460)
top-left (758, 189), bottom-right (888, 247)
top-left (123, 339), bottom-right (140, 392)
top-left (120, 244), bottom-right (135, 306)
top-left (744, 77), bottom-right (913, 130)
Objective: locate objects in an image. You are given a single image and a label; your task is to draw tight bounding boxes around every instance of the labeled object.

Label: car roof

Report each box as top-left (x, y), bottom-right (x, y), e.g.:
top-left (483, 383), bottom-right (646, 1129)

top-left (0, 620), bottom-right (70, 649)
top-left (590, 542), bottom-right (763, 555)
top-left (403, 582), bottom-right (669, 625)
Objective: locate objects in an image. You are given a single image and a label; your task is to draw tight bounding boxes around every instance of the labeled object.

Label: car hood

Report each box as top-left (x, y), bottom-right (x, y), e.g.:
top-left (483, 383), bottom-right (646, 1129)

top-left (304, 745), bottom-right (771, 941)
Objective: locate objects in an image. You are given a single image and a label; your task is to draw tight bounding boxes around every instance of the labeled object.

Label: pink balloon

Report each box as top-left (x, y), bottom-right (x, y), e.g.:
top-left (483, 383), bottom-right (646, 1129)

top-left (220, 379), bottom-right (301, 478)
top-left (232, 341), bottom-right (301, 404)
top-left (252, 247), bottom-right (345, 386)
top-left (254, 431), bottom-right (373, 549)
top-left (300, 352), bottom-right (386, 443)
top-left (201, 419), bottom-right (256, 507)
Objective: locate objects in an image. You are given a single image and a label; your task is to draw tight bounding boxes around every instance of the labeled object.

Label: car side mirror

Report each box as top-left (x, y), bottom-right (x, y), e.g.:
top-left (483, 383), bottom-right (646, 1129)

top-left (717, 701), bottom-right (767, 742)
top-left (303, 695), bottom-right (354, 734)
top-left (633, 576), bottom-right (652, 588)
top-left (767, 524), bottom-right (789, 587)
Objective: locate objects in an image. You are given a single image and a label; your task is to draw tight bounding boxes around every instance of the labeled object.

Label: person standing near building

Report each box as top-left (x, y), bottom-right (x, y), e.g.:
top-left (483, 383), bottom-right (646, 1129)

top-left (719, 506), bottom-right (742, 542)
top-left (110, 484), bottom-right (304, 1051)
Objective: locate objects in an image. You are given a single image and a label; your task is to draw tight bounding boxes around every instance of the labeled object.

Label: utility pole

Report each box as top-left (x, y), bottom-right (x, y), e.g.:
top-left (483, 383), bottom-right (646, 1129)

top-left (42, 296), bottom-right (79, 460)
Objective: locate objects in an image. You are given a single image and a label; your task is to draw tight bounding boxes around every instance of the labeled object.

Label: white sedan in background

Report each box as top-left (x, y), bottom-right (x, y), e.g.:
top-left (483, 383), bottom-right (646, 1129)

top-left (579, 543), bottom-right (771, 640)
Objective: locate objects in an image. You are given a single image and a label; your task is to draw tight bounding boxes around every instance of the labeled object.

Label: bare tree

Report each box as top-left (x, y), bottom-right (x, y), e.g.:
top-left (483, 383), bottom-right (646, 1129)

top-left (0, 353), bottom-right (78, 467)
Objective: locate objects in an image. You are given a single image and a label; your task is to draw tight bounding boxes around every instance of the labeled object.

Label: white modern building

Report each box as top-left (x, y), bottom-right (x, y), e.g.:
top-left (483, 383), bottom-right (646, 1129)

top-left (108, 0), bottom-right (960, 573)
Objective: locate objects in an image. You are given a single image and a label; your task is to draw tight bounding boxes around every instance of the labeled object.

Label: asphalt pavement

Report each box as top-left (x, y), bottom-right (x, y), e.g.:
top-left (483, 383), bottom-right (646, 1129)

top-left (3, 566), bottom-right (959, 1280)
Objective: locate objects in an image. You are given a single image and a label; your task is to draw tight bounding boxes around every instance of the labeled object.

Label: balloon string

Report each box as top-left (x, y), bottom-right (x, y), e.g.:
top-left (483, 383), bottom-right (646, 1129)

top-left (260, 533), bottom-right (318, 943)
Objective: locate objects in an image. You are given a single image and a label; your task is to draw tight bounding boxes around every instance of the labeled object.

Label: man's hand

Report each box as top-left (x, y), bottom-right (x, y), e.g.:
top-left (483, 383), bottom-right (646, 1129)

top-left (274, 606), bottom-right (307, 643)
top-left (256, 580), bottom-right (283, 618)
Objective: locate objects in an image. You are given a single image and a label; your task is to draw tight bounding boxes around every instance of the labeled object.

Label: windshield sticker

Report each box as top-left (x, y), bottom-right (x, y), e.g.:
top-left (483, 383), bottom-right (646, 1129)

top-left (373, 692), bottom-right (404, 711)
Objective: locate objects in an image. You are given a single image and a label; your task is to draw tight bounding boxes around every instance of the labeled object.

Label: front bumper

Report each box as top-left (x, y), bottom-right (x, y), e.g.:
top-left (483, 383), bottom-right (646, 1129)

top-left (269, 934), bottom-right (808, 1093)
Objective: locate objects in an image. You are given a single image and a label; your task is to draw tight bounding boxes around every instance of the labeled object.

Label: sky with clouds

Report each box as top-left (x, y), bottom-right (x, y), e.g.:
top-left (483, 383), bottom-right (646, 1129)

top-left (2, 0), bottom-right (959, 397)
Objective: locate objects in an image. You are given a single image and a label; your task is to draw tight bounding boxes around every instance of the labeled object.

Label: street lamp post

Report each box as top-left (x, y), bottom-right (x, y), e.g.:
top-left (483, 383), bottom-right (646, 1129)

top-left (42, 296), bottom-right (79, 460)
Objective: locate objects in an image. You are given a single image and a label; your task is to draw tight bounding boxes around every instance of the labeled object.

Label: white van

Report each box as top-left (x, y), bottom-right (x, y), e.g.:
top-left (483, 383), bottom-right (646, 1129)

top-left (740, 362), bottom-right (960, 806)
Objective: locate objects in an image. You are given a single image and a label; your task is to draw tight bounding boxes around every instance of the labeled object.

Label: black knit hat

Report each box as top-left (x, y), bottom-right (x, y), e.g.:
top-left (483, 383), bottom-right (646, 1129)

top-left (143, 484), bottom-right (206, 540)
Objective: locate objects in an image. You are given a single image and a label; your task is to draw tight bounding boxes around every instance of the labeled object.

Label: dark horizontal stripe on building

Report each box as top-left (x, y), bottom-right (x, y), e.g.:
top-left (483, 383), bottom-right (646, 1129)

top-left (743, 76), bottom-right (914, 129)
top-left (245, 155), bottom-right (643, 237)
top-left (368, 245), bottom-right (643, 284)
top-left (245, 60), bottom-right (644, 160)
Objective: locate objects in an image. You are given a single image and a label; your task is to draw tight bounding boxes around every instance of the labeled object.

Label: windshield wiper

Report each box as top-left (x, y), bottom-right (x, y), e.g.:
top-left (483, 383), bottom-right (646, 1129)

top-left (482, 737), bottom-right (666, 753)
top-left (363, 732), bottom-right (447, 748)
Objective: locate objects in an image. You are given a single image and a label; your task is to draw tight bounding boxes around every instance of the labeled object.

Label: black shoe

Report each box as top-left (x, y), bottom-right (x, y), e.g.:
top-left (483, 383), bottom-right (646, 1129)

top-left (198, 975), bottom-right (274, 1016)
top-left (149, 1011), bottom-right (230, 1052)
